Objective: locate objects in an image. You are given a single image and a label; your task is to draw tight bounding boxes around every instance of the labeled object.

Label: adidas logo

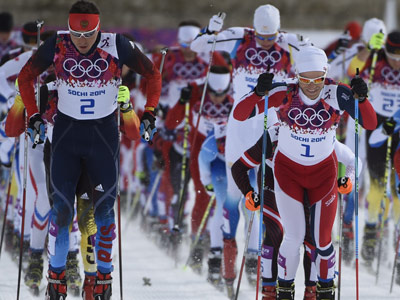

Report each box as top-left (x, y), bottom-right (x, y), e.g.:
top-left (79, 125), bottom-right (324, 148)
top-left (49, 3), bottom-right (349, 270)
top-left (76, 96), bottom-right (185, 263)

top-left (95, 184), bottom-right (104, 192)
top-left (81, 193), bottom-right (89, 200)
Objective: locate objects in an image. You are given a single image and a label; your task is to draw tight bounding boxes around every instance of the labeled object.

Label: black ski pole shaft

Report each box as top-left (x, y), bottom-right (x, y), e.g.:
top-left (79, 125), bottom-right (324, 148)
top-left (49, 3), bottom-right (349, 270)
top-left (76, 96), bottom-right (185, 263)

top-left (376, 135), bottom-right (392, 284)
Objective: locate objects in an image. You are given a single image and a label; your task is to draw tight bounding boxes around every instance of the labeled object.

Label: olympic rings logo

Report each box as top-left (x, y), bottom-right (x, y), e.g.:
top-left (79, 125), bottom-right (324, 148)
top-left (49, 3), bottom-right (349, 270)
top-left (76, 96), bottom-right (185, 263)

top-left (173, 62), bottom-right (205, 79)
top-left (288, 107), bottom-right (331, 127)
top-left (381, 66), bottom-right (400, 84)
top-left (245, 48), bottom-right (282, 67)
top-left (63, 58), bottom-right (109, 79)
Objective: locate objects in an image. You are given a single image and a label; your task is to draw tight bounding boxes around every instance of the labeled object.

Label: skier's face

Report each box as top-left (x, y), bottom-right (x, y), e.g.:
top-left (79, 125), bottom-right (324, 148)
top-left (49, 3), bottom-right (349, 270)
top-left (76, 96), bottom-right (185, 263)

top-left (0, 32), bottom-right (11, 44)
top-left (298, 71), bottom-right (326, 100)
top-left (255, 32), bottom-right (277, 50)
top-left (70, 24), bottom-right (99, 55)
top-left (208, 91), bottom-right (227, 104)
top-left (386, 51), bottom-right (400, 71)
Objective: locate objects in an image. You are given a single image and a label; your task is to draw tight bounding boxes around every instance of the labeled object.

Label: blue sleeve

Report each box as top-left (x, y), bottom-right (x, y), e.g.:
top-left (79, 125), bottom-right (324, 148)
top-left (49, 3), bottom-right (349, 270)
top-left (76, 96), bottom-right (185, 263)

top-left (116, 33), bottom-right (153, 72)
top-left (198, 132), bottom-right (218, 185)
top-left (336, 84), bottom-right (365, 126)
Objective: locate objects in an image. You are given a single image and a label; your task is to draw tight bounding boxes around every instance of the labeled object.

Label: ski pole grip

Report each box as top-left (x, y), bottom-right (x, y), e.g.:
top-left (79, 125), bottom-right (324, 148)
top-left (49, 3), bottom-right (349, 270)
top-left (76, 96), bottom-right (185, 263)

top-left (160, 47), bottom-right (169, 56)
top-left (217, 12), bottom-right (226, 21)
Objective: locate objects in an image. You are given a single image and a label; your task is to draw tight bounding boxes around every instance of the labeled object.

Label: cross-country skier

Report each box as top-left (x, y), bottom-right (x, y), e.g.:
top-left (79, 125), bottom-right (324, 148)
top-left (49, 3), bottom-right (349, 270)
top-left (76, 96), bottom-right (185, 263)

top-left (190, 4), bottom-right (309, 292)
top-left (233, 45), bottom-right (377, 299)
top-left (16, 1), bottom-right (161, 299)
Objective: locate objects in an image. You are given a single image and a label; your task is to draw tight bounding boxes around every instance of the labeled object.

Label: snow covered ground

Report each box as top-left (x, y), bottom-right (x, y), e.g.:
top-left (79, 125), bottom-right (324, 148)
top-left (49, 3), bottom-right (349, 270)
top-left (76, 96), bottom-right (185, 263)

top-left (1, 206), bottom-right (400, 300)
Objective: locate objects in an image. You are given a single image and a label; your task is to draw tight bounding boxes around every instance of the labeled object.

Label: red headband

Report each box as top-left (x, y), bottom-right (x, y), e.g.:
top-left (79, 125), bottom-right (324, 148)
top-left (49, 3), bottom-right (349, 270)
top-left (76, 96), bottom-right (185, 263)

top-left (69, 13), bottom-right (99, 31)
top-left (22, 27), bottom-right (44, 36)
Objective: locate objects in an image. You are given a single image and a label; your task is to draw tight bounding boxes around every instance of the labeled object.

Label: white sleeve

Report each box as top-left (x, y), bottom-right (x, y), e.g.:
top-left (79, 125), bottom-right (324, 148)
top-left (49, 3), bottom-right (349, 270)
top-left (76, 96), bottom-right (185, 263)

top-left (335, 140), bottom-right (362, 183)
top-left (190, 27), bottom-right (245, 56)
top-left (328, 44), bottom-right (359, 81)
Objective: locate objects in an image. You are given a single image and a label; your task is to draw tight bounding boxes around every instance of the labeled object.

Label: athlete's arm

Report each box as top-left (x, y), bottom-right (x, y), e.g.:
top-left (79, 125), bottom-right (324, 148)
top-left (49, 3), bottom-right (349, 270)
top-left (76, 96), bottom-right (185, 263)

top-left (198, 133), bottom-right (218, 187)
top-left (336, 83), bottom-right (377, 130)
top-left (18, 34), bottom-right (56, 118)
top-left (233, 83), bottom-right (287, 121)
top-left (190, 27), bottom-right (245, 57)
top-left (117, 34), bottom-right (161, 112)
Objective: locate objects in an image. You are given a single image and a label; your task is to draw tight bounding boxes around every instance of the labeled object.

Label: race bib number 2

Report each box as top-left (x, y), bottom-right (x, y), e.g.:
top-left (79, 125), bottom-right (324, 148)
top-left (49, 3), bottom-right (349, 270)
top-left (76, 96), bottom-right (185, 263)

top-left (80, 98), bottom-right (95, 114)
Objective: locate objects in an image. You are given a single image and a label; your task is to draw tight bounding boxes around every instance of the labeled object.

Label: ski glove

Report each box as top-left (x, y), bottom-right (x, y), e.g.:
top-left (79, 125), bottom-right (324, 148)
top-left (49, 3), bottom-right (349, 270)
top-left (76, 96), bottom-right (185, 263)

top-left (135, 171), bottom-right (149, 186)
top-left (397, 183), bottom-right (400, 195)
top-left (245, 190), bottom-right (260, 211)
top-left (27, 113), bottom-right (45, 148)
top-left (208, 14), bottom-right (224, 33)
top-left (338, 177), bottom-right (353, 194)
top-left (140, 111), bottom-right (157, 142)
top-left (334, 31), bottom-right (351, 55)
top-left (368, 32), bottom-right (385, 51)
top-left (117, 85), bottom-right (132, 112)
top-left (382, 117), bottom-right (396, 136)
top-left (350, 77), bottom-right (368, 103)
top-left (255, 72), bottom-right (274, 97)
top-left (179, 84), bottom-right (192, 104)
top-left (204, 183), bottom-right (214, 197)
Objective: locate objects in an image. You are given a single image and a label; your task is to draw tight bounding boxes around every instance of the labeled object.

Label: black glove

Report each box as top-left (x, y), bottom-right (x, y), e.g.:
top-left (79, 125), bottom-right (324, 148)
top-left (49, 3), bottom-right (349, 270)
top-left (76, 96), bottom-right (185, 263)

top-left (397, 183), bottom-right (400, 195)
top-left (27, 113), bottom-right (46, 149)
top-left (334, 32), bottom-right (351, 55)
top-left (140, 111), bottom-right (157, 142)
top-left (350, 77), bottom-right (368, 103)
top-left (382, 117), bottom-right (397, 136)
top-left (255, 72), bottom-right (274, 96)
top-left (179, 85), bottom-right (192, 104)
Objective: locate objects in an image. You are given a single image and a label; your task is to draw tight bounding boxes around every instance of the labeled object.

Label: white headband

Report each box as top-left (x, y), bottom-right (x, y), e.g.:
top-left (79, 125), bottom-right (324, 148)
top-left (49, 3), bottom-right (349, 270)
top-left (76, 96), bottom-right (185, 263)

top-left (295, 46), bottom-right (328, 74)
top-left (178, 25), bottom-right (200, 44)
top-left (208, 72), bottom-right (230, 93)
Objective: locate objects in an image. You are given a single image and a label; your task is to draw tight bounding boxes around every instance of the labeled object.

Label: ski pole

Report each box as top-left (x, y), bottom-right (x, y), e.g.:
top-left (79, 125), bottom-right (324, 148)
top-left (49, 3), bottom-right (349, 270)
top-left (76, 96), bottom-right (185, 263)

top-left (375, 134), bottom-right (392, 284)
top-left (338, 191), bottom-right (343, 300)
top-left (390, 222), bottom-right (400, 293)
top-left (116, 100), bottom-right (124, 300)
top-left (190, 12), bottom-right (226, 152)
top-left (235, 210), bottom-right (255, 300)
top-left (142, 169), bottom-right (163, 216)
top-left (255, 89), bottom-right (269, 300)
top-left (184, 194), bottom-right (216, 269)
top-left (173, 101), bottom-right (190, 232)
top-left (0, 141), bottom-right (16, 259)
top-left (354, 68), bottom-right (360, 300)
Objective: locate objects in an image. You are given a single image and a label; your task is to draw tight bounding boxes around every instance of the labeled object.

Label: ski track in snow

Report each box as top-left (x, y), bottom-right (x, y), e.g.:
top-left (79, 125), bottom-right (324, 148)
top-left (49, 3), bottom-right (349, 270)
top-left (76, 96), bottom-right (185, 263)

top-left (1, 211), bottom-right (400, 300)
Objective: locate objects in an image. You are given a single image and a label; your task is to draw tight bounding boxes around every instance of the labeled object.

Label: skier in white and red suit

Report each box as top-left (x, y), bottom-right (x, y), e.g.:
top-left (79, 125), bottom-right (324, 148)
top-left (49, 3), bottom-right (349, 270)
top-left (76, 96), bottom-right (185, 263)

top-left (164, 65), bottom-right (232, 264)
top-left (233, 45), bottom-right (377, 299)
top-left (189, 4), bottom-right (309, 285)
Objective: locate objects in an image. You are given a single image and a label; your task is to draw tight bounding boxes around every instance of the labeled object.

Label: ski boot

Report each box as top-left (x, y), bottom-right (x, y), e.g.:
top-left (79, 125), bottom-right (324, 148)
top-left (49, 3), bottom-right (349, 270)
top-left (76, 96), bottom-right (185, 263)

top-left (316, 280), bottom-right (335, 300)
top-left (361, 223), bottom-right (377, 266)
top-left (24, 251), bottom-right (44, 295)
top-left (262, 285), bottom-right (276, 300)
top-left (225, 279), bottom-right (235, 300)
top-left (45, 270), bottom-right (67, 300)
top-left (304, 285), bottom-right (317, 299)
top-left (94, 271), bottom-right (113, 300)
top-left (66, 251), bottom-right (82, 296)
top-left (11, 234), bottom-right (29, 264)
top-left (342, 222), bottom-right (354, 263)
top-left (188, 243), bottom-right (204, 275)
top-left (245, 252), bottom-right (258, 286)
top-left (4, 220), bottom-right (14, 253)
top-left (82, 274), bottom-right (96, 300)
top-left (207, 247), bottom-right (223, 290)
top-left (277, 280), bottom-right (295, 300)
